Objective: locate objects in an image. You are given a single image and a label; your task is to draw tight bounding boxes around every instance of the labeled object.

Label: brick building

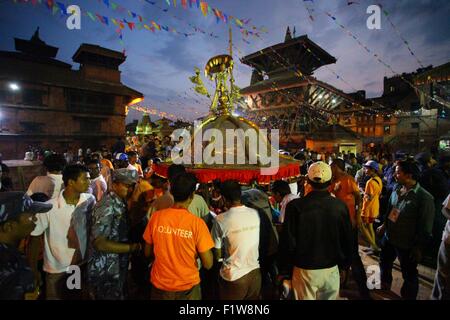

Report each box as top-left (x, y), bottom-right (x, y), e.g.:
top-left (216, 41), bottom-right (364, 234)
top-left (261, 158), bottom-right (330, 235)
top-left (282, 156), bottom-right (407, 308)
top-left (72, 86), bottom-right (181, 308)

top-left (0, 29), bottom-right (143, 160)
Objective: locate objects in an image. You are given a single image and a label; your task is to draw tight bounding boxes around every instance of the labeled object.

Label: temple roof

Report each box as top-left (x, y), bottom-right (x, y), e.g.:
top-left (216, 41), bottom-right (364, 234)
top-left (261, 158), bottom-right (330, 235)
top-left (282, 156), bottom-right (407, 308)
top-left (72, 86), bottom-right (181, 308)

top-left (240, 34), bottom-right (336, 76)
top-left (72, 44), bottom-right (126, 68)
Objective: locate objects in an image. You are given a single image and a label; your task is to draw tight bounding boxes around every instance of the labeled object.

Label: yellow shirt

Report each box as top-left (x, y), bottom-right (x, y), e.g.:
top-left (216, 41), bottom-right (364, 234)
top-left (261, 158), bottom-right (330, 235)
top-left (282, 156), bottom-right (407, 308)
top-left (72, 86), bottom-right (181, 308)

top-left (361, 176), bottom-right (383, 220)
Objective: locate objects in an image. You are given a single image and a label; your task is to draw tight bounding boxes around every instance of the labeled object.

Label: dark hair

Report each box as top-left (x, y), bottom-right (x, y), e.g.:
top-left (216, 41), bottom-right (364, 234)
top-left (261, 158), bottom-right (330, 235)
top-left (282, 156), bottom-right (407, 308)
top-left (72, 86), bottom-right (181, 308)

top-left (396, 160), bottom-right (421, 181)
top-left (43, 153), bottom-right (67, 172)
top-left (62, 164), bottom-right (89, 187)
top-left (271, 180), bottom-right (291, 197)
top-left (85, 158), bottom-right (100, 167)
top-left (127, 151), bottom-right (138, 158)
top-left (294, 152), bottom-right (306, 161)
top-left (220, 180), bottom-right (242, 203)
top-left (168, 164), bottom-right (186, 183)
top-left (171, 173), bottom-right (197, 202)
top-left (331, 158), bottom-right (345, 171)
top-left (150, 173), bottom-right (167, 188)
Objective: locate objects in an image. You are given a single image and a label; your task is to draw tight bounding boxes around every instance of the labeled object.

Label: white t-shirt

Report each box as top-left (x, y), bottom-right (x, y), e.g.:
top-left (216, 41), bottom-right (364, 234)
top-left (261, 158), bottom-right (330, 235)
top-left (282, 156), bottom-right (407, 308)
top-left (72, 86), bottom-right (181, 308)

top-left (127, 163), bottom-right (137, 171)
top-left (442, 194), bottom-right (450, 243)
top-left (27, 173), bottom-right (64, 199)
top-left (31, 191), bottom-right (96, 273)
top-left (212, 205), bottom-right (260, 281)
top-left (88, 175), bottom-right (107, 202)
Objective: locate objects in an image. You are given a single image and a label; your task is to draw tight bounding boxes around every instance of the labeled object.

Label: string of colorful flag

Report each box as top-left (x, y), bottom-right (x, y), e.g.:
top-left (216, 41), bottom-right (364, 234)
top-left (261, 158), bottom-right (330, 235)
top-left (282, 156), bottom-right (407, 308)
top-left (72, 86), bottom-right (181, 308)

top-left (322, 10), bottom-right (447, 108)
top-left (376, 2), bottom-right (424, 69)
top-left (143, 0), bottom-right (267, 35)
top-left (12, 0), bottom-right (198, 38)
top-left (137, 0), bottom-right (266, 42)
top-left (302, 0), bottom-right (315, 22)
top-left (299, 1), bottom-right (447, 109)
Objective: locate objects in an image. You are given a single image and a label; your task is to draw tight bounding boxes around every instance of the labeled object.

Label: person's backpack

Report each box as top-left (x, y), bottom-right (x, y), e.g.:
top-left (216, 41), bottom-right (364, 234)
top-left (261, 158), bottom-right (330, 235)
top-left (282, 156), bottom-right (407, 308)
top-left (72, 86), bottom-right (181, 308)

top-left (242, 189), bottom-right (279, 261)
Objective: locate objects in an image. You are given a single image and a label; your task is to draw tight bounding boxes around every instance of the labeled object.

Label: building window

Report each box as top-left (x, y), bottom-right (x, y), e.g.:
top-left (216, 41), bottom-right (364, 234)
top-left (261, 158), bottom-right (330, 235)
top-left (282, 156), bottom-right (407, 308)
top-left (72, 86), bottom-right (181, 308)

top-left (411, 122), bottom-right (420, 129)
top-left (390, 86), bottom-right (395, 92)
top-left (23, 89), bottom-right (46, 106)
top-left (67, 89), bottom-right (115, 115)
top-left (20, 121), bottom-right (44, 134)
top-left (78, 119), bottom-right (102, 133)
top-left (384, 125), bottom-right (390, 134)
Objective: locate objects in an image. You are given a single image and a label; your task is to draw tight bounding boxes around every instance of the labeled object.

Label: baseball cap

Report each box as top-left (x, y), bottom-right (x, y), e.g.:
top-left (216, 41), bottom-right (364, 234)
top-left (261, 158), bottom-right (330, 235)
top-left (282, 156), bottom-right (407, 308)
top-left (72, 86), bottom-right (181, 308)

top-left (363, 160), bottom-right (379, 171)
top-left (112, 168), bottom-right (139, 185)
top-left (114, 153), bottom-right (129, 162)
top-left (307, 161), bottom-right (332, 184)
top-left (0, 192), bottom-right (53, 223)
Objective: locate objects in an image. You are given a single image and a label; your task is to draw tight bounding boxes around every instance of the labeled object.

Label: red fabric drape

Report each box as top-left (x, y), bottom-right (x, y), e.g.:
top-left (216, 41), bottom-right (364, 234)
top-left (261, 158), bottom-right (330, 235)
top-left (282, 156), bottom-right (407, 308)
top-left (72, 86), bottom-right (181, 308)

top-left (153, 163), bottom-right (300, 185)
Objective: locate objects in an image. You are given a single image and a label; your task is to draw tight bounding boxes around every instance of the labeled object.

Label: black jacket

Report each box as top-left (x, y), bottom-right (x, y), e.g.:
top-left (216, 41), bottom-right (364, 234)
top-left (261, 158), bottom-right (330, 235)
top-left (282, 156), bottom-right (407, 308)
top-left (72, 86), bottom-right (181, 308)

top-left (279, 190), bottom-right (353, 272)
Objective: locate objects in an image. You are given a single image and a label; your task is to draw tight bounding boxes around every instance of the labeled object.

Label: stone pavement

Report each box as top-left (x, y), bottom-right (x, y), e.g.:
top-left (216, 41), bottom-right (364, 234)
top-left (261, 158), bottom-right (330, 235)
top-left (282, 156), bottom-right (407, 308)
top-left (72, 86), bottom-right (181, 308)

top-left (339, 246), bottom-right (435, 300)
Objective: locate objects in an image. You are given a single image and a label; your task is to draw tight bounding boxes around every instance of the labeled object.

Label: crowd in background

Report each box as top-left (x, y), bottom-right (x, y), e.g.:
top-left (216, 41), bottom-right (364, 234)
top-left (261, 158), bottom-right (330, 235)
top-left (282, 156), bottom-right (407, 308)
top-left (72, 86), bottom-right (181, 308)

top-left (0, 139), bottom-right (449, 301)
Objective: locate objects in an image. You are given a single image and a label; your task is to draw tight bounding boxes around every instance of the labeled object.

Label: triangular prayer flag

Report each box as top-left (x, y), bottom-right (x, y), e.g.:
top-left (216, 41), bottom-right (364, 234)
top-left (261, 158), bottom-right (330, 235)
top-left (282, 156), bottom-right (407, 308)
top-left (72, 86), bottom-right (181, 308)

top-left (95, 14), bottom-right (104, 24)
top-left (111, 2), bottom-right (117, 10)
top-left (103, 16), bottom-right (109, 25)
top-left (223, 13), bottom-right (228, 23)
top-left (189, 0), bottom-right (193, 8)
top-left (127, 22), bottom-right (135, 30)
top-left (208, 5), bottom-right (213, 15)
top-left (144, 24), bottom-right (151, 30)
top-left (161, 25), bottom-right (169, 31)
top-left (46, 0), bottom-right (53, 10)
top-left (165, 0), bottom-right (170, 5)
top-left (112, 18), bottom-right (118, 25)
top-left (119, 21), bottom-right (125, 29)
top-left (151, 21), bottom-right (161, 30)
top-left (131, 12), bottom-right (137, 18)
top-left (196, 0), bottom-right (200, 8)
top-left (87, 11), bottom-right (96, 21)
top-left (103, 0), bottom-right (109, 8)
top-left (52, 4), bottom-right (59, 15)
top-left (235, 18), bottom-right (243, 26)
top-left (200, 2), bottom-right (208, 16)
top-left (181, 0), bottom-right (187, 9)
top-left (31, 0), bottom-right (38, 5)
top-left (173, 0), bottom-right (177, 7)
top-left (56, 2), bottom-right (66, 14)
top-left (138, 15), bottom-right (143, 22)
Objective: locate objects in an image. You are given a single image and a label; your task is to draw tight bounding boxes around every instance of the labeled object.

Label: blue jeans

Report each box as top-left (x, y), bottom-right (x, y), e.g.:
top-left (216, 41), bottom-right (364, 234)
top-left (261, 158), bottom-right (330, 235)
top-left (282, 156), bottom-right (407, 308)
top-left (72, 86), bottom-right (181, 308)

top-left (379, 237), bottom-right (419, 300)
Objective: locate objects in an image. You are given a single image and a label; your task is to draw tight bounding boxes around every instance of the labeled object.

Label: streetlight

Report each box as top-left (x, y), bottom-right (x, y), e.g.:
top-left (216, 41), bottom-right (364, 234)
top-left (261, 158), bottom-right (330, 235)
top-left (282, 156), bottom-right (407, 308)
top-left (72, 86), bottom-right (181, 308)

top-left (8, 82), bottom-right (20, 91)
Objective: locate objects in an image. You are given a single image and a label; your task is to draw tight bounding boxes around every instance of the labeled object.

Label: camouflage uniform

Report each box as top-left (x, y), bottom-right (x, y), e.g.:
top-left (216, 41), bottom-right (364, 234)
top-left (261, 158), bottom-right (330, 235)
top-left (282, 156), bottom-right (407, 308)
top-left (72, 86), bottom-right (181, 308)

top-left (0, 243), bottom-right (35, 300)
top-left (87, 192), bottom-right (130, 300)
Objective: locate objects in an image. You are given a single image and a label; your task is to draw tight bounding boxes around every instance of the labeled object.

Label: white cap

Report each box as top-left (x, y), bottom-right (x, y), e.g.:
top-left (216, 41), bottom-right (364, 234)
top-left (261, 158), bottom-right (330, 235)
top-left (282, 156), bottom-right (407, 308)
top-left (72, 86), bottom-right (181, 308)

top-left (307, 161), bottom-right (332, 184)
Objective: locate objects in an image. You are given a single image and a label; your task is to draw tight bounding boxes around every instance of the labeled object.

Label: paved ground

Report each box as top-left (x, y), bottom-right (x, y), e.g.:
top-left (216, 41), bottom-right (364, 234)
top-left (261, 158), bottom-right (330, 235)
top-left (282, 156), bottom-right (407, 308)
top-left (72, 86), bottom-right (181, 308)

top-left (339, 246), bottom-right (435, 300)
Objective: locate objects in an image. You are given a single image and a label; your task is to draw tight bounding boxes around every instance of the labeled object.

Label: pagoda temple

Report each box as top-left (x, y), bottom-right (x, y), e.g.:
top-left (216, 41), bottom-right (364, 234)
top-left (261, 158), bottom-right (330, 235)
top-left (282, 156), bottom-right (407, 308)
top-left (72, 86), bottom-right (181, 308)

top-left (240, 27), bottom-right (357, 147)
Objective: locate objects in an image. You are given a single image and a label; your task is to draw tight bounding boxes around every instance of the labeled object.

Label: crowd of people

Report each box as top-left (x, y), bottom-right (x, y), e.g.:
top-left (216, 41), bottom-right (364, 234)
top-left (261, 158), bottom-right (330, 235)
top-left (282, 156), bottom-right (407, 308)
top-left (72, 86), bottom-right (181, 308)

top-left (0, 141), bottom-right (449, 301)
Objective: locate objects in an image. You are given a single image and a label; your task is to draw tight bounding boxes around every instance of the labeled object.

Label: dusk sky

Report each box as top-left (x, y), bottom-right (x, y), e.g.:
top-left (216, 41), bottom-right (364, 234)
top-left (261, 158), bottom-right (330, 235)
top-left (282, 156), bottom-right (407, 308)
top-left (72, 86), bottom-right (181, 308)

top-left (0, 0), bottom-right (449, 123)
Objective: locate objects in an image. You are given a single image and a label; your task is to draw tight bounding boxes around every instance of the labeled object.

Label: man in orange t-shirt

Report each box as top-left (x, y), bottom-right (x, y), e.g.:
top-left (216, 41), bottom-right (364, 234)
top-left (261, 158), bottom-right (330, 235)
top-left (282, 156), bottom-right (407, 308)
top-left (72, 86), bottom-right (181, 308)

top-left (330, 159), bottom-right (371, 299)
top-left (143, 172), bottom-right (214, 300)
